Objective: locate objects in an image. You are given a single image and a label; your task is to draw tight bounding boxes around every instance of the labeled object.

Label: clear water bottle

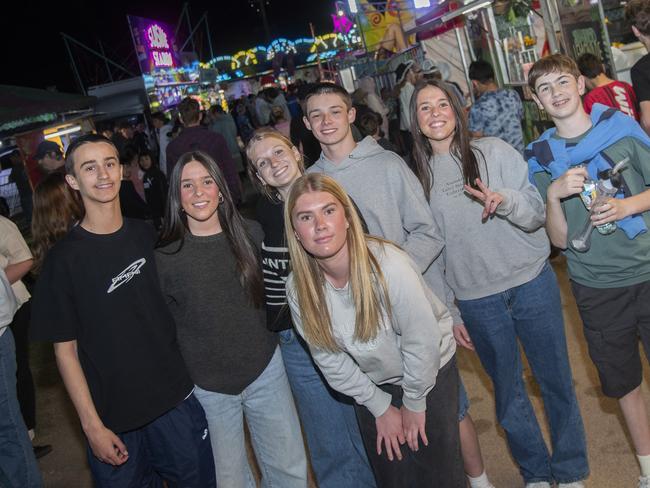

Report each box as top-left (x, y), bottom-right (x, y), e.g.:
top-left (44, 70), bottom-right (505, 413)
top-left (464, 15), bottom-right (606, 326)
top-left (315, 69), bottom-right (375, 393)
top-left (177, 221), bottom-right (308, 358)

top-left (593, 178), bottom-right (618, 235)
top-left (570, 158), bottom-right (628, 252)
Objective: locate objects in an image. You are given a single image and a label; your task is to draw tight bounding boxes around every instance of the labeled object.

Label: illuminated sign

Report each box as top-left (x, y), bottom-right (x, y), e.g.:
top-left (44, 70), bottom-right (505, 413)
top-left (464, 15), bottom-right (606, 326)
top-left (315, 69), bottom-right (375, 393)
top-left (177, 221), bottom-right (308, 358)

top-left (128, 15), bottom-right (179, 73)
top-left (146, 24), bottom-right (174, 68)
top-left (332, 13), bottom-right (354, 34)
top-left (147, 24), bottom-right (169, 49)
top-left (128, 15), bottom-right (191, 110)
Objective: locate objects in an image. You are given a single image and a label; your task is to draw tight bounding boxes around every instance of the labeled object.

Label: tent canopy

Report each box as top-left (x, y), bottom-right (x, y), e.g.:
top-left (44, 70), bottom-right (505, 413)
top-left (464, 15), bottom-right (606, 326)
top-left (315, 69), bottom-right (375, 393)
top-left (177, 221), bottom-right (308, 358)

top-left (0, 85), bottom-right (96, 134)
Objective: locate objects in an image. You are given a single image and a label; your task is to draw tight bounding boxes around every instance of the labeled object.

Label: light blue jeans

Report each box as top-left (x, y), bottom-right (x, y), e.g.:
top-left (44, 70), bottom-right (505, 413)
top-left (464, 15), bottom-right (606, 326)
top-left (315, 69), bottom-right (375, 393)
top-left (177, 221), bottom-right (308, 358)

top-left (0, 328), bottom-right (43, 488)
top-left (193, 346), bottom-right (307, 488)
top-left (279, 328), bottom-right (376, 488)
top-left (457, 263), bottom-right (588, 484)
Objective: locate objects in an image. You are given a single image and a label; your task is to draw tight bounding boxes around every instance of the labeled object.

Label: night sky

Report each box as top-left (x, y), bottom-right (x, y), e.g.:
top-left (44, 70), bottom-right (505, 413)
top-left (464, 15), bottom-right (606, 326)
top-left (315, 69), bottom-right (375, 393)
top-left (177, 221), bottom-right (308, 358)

top-left (4, 0), bottom-right (335, 93)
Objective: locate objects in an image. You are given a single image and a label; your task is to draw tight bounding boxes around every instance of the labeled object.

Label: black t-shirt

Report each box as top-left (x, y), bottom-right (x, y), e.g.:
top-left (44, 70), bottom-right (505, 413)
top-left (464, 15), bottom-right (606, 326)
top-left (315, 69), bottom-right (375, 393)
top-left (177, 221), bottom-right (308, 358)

top-left (254, 194), bottom-right (368, 332)
top-left (632, 54), bottom-right (650, 103)
top-left (119, 180), bottom-right (151, 220)
top-left (30, 219), bottom-right (193, 433)
top-left (143, 167), bottom-right (168, 220)
top-left (255, 197), bottom-right (292, 332)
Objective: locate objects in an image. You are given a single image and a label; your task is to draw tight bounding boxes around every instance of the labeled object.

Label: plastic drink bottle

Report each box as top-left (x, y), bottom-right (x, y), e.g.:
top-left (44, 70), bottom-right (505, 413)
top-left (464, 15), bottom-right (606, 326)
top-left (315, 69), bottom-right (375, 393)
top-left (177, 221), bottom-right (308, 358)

top-left (593, 178), bottom-right (618, 235)
top-left (570, 158), bottom-right (628, 252)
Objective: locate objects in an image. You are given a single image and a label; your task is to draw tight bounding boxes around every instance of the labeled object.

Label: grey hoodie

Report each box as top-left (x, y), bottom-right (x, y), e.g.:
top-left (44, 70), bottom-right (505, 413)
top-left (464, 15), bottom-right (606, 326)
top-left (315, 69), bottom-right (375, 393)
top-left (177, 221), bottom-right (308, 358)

top-left (307, 136), bottom-right (462, 324)
top-left (429, 137), bottom-right (549, 300)
top-left (287, 242), bottom-right (456, 417)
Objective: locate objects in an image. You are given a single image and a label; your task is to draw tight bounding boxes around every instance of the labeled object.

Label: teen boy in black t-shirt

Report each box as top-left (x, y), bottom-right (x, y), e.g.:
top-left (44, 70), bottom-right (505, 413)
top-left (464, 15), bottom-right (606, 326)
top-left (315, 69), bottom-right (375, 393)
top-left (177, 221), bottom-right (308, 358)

top-left (30, 134), bottom-right (215, 487)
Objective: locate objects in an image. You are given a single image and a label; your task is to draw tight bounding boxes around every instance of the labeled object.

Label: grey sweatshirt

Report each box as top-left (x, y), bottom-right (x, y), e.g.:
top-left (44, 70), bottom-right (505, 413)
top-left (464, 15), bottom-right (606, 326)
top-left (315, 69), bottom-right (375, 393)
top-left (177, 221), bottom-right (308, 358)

top-left (429, 137), bottom-right (549, 300)
top-left (287, 242), bottom-right (456, 418)
top-left (307, 137), bottom-right (462, 323)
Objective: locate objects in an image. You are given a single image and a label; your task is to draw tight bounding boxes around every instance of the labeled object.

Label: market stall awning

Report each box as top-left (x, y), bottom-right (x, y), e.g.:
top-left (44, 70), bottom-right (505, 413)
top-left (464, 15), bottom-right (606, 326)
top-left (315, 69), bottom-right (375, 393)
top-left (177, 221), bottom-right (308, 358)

top-left (0, 85), bottom-right (96, 134)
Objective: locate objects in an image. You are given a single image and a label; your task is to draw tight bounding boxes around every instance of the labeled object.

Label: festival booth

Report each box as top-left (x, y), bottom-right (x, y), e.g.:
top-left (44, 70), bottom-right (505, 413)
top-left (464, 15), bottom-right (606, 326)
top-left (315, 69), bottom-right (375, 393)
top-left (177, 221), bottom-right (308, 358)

top-left (546, 0), bottom-right (647, 84)
top-left (0, 85), bottom-right (96, 215)
top-left (88, 77), bottom-right (150, 123)
top-left (331, 1), bottom-right (495, 99)
top-left (332, 0), bottom-right (635, 145)
top-left (464, 0), bottom-right (645, 142)
top-left (456, 0), bottom-right (555, 142)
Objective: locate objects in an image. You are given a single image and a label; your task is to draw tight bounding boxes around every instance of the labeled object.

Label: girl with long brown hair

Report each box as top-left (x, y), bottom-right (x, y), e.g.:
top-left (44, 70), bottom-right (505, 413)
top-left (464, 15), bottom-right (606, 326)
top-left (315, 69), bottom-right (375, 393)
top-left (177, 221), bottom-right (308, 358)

top-left (409, 79), bottom-right (588, 487)
top-left (155, 150), bottom-right (307, 488)
top-left (285, 173), bottom-right (462, 488)
top-left (31, 172), bottom-right (83, 274)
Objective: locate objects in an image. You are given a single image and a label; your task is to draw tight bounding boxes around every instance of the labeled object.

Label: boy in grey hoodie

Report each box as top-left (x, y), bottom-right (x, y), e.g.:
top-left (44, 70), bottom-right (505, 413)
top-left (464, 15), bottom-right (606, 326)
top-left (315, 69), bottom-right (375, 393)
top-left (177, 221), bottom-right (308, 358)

top-left (303, 82), bottom-right (494, 488)
top-left (303, 84), bottom-right (443, 280)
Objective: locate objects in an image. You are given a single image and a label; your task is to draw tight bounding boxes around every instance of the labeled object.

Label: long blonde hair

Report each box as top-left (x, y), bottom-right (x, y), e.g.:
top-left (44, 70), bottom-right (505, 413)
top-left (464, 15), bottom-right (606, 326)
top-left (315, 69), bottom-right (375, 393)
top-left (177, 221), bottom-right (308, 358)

top-left (284, 173), bottom-right (392, 351)
top-left (245, 128), bottom-right (305, 201)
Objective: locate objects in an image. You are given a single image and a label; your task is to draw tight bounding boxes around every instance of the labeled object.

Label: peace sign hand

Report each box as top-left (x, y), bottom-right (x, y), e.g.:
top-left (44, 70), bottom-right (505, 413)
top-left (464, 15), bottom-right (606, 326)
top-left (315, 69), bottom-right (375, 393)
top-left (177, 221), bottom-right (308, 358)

top-left (464, 178), bottom-right (505, 221)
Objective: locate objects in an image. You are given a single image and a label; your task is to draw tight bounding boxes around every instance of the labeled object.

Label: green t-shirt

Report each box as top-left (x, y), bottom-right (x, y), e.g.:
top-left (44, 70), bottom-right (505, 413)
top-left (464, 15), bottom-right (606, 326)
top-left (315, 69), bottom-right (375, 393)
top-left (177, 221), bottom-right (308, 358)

top-left (534, 132), bottom-right (650, 288)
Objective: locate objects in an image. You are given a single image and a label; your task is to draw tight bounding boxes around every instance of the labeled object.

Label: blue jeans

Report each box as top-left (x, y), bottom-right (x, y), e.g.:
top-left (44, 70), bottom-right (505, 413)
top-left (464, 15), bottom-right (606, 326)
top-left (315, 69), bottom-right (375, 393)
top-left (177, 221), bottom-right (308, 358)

top-left (457, 263), bottom-right (588, 484)
top-left (194, 346), bottom-right (308, 488)
top-left (279, 328), bottom-right (376, 488)
top-left (0, 328), bottom-right (42, 488)
top-left (458, 376), bottom-right (470, 421)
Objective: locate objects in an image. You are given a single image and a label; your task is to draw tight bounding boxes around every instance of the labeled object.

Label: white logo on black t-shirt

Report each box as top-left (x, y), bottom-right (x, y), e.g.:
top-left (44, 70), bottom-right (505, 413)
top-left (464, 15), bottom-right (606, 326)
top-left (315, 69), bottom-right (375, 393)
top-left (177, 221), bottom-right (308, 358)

top-left (107, 258), bottom-right (146, 294)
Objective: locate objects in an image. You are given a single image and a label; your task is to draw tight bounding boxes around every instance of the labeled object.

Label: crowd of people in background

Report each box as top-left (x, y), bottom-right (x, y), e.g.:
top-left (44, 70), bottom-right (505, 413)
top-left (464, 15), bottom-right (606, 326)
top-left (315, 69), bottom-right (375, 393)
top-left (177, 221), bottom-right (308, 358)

top-left (3, 1), bottom-right (650, 487)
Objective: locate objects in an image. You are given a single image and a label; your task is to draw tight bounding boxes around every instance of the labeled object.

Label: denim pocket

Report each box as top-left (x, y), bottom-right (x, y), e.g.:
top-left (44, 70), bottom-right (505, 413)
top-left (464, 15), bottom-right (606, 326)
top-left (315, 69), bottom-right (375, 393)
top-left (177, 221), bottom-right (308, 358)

top-left (279, 329), bottom-right (294, 345)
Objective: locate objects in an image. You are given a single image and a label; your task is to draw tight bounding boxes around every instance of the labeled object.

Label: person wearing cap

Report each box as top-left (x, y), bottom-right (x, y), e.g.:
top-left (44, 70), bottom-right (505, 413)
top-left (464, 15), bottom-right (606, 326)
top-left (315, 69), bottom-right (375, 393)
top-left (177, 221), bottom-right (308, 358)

top-left (468, 60), bottom-right (525, 154)
top-left (358, 77), bottom-right (390, 139)
top-left (395, 60), bottom-right (418, 157)
top-left (419, 59), bottom-right (467, 108)
top-left (35, 140), bottom-right (64, 174)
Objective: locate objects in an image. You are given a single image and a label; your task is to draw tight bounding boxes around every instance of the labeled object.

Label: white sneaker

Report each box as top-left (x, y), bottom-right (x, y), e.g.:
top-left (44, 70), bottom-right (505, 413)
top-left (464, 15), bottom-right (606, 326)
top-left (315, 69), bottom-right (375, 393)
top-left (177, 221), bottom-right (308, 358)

top-left (525, 483), bottom-right (552, 488)
top-left (470, 481), bottom-right (495, 488)
top-left (559, 482), bottom-right (585, 488)
top-left (468, 480), bottom-right (496, 488)
top-left (467, 472), bottom-right (496, 488)
top-left (639, 475), bottom-right (650, 488)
